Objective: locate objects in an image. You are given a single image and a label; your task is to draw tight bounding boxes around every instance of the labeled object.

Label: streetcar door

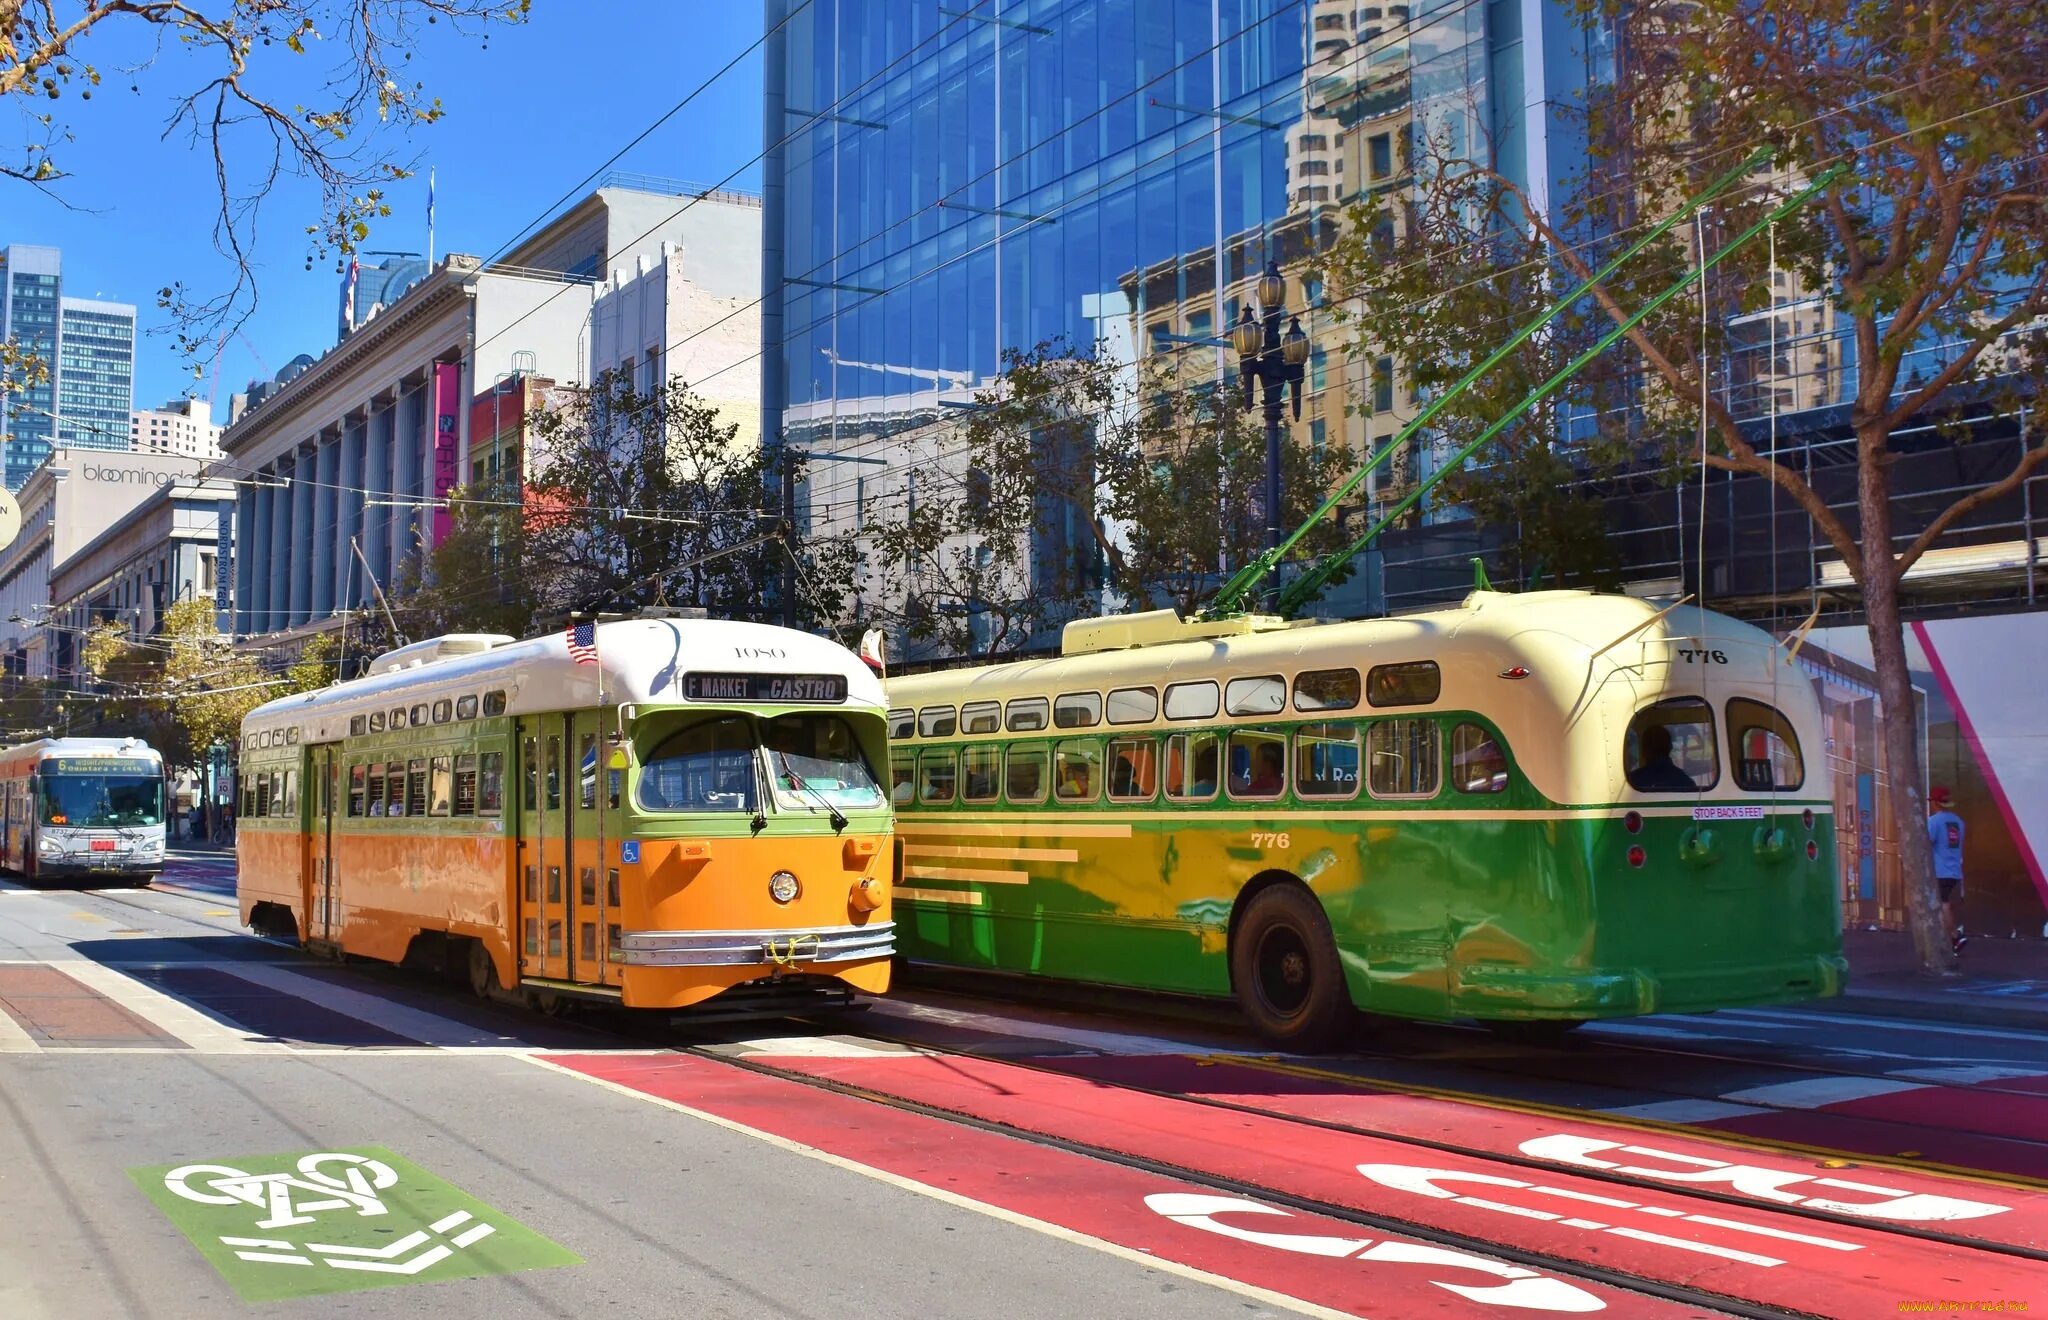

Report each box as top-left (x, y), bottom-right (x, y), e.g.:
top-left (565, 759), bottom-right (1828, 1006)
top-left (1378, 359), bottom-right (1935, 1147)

top-left (304, 744), bottom-right (340, 944)
top-left (517, 718), bottom-right (570, 980)
top-left (565, 710), bottom-right (613, 987)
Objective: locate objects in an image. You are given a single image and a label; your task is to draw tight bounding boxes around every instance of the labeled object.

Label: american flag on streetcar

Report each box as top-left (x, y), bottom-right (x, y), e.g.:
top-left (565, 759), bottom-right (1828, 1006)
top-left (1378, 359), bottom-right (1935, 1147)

top-left (566, 620), bottom-right (598, 665)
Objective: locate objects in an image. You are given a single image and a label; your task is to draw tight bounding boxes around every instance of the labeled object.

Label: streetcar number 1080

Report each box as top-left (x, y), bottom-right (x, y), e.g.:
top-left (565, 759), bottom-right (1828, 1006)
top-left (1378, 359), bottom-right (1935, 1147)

top-left (1250, 832), bottom-right (1292, 849)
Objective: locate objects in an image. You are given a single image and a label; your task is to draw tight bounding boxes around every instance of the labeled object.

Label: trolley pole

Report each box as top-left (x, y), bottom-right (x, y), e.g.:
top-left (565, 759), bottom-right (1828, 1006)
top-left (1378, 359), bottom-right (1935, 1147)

top-left (1232, 261), bottom-right (1311, 555)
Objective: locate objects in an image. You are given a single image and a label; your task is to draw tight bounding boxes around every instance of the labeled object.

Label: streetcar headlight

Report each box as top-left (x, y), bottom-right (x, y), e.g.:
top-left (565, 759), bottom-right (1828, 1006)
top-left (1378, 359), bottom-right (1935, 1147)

top-left (769, 870), bottom-right (801, 904)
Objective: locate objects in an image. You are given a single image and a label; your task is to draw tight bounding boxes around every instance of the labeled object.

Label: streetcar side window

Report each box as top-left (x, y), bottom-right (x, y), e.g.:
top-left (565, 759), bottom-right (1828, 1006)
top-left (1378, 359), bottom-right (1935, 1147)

top-left (1368, 661), bottom-right (1441, 708)
top-left (282, 770), bottom-right (298, 815)
top-left (1295, 722), bottom-right (1363, 799)
top-left (1368, 719), bottom-right (1441, 798)
top-left (429, 757), bottom-right (454, 816)
top-left (386, 761), bottom-right (406, 815)
top-left (1451, 723), bottom-right (1510, 794)
top-left (478, 753), bottom-right (504, 815)
top-left (1005, 747), bottom-right (1048, 804)
top-left (919, 749), bottom-right (957, 804)
top-left (432, 700), bottom-right (453, 725)
top-left (1054, 742), bottom-right (1101, 802)
top-left (1164, 732), bottom-right (1220, 801)
top-left (1625, 698), bottom-right (1718, 792)
top-left (1294, 668), bottom-right (1361, 712)
top-left (1054, 692), bottom-right (1103, 729)
top-left (522, 737), bottom-right (538, 811)
top-left (1225, 675), bottom-right (1286, 717)
top-left (1005, 697), bottom-right (1050, 732)
top-left (348, 763), bottom-right (366, 817)
top-left (411, 703), bottom-right (430, 728)
top-left (369, 711), bottom-right (386, 733)
top-left (349, 716), bottom-right (367, 737)
top-left (1164, 680), bottom-right (1220, 721)
top-left (1228, 729), bottom-right (1288, 798)
top-left (545, 737), bottom-right (561, 811)
top-left (962, 746), bottom-right (1002, 802)
top-left (1107, 737), bottom-right (1158, 801)
top-left (407, 759), bottom-right (429, 817)
top-left (579, 733), bottom-right (598, 809)
top-left (256, 774), bottom-right (272, 817)
top-left (918, 706), bottom-right (957, 738)
top-left (1726, 699), bottom-right (1803, 792)
top-left (391, 707), bottom-right (406, 730)
top-left (890, 752), bottom-right (913, 806)
top-left (367, 763), bottom-right (387, 816)
top-left (888, 708), bottom-right (914, 740)
top-left (456, 695), bottom-right (479, 720)
top-left (1107, 687), bottom-right (1159, 725)
top-left (483, 691), bottom-right (508, 717)
top-left (961, 702), bottom-right (1002, 735)
top-left (453, 755), bottom-right (478, 815)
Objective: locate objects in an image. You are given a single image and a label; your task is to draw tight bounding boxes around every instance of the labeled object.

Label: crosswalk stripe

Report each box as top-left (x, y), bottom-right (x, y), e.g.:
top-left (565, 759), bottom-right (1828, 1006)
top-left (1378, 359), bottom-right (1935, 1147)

top-left (52, 960), bottom-right (290, 1054)
top-left (218, 963), bottom-right (516, 1049)
top-left (1720, 1077), bottom-right (1929, 1108)
top-left (0, 1001), bottom-right (40, 1052)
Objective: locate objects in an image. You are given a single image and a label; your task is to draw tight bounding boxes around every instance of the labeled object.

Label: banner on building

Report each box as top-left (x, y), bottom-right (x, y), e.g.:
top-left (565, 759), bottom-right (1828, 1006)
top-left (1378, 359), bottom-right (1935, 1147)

top-left (215, 503), bottom-right (234, 614)
top-left (431, 361), bottom-right (462, 546)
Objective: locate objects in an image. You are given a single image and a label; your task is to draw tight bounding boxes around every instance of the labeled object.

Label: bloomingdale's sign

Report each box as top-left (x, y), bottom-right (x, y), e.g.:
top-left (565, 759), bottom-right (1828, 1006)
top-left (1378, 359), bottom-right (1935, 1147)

top-left (80, 464), bottom-right (182, 486)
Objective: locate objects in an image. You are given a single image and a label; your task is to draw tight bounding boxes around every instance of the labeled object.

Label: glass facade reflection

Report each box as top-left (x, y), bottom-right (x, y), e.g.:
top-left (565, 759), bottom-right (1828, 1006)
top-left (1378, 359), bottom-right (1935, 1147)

top-left (0, 245), bottom-right (138, 490)
top-left (762, 0), bottom-right (1595, 635)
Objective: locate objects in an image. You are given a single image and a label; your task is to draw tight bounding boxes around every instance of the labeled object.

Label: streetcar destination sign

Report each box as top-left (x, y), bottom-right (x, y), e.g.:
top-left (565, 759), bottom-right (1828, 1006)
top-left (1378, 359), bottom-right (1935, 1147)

top-left (683, 672), bottom-right (848, 703)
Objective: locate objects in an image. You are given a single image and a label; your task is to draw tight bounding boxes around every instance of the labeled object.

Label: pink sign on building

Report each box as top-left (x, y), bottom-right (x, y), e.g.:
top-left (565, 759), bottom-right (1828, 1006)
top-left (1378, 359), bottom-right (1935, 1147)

top-left (431, 361), bottom-right (462, 546)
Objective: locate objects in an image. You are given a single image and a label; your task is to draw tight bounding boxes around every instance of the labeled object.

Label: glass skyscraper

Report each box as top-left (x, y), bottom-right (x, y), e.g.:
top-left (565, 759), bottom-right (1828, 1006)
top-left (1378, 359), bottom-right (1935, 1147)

top-left (0, 244), bottom-right (138, 489)
top-left (762, 0), bottom-right (1598, 640)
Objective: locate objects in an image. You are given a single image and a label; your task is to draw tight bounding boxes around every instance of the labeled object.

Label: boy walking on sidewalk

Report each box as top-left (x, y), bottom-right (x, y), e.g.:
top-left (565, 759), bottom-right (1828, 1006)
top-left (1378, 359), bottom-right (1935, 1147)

top-left (1928, 786), bottom-right (1967, 955)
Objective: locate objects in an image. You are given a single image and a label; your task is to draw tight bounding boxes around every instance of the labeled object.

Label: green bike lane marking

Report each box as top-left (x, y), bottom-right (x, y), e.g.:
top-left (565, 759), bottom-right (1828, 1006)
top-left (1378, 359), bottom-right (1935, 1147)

top-left (129, 1145), bottom-right (579, 1302)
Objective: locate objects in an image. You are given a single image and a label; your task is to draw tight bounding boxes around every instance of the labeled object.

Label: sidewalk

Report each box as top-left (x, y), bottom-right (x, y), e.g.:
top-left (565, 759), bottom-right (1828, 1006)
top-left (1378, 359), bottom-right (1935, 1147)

top-left (1821, 926), bottom-right (2048, 1030)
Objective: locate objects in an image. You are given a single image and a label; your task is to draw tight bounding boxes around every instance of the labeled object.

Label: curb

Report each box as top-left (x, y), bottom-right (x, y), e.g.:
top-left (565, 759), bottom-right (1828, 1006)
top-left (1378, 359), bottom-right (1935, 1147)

top-left (1806, 989), bottom-right (2048, 1032)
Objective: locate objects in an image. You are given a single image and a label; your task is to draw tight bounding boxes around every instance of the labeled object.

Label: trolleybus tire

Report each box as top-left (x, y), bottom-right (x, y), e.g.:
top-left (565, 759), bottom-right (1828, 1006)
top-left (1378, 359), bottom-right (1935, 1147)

top-left (1230, 885), bottom-right (1354, 1051)
top-left (1483, 1019), bottom-right (1584, 1046)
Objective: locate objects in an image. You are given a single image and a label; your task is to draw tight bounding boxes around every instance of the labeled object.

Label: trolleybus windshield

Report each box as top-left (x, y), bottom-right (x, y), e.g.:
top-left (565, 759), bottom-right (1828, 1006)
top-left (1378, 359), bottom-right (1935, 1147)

top-left (39, 766), bottom-right (163, 827)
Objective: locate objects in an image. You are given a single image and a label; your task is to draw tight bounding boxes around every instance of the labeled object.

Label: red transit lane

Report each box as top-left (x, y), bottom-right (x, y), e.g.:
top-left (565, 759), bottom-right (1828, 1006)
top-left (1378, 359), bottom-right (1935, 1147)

top-left (716, 1046), bottom-right (2038, 1316)
top-left (1028, 1053), bottom-right (2048, 1254)
top-left (539, 1054), bottom-right (1679, 1318)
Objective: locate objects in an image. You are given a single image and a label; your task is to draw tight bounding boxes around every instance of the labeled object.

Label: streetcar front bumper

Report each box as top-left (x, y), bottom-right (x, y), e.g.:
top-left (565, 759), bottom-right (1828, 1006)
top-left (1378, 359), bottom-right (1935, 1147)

top-left (613, 922), bottom-right (896, 967)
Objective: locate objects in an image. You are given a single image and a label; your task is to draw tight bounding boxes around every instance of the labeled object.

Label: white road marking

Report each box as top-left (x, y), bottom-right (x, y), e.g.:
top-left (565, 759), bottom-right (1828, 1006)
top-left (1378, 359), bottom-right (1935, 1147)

top-left (217, 962), bottom-right (513, 1049)
top-left (865, 997), bottom-right (1256, 1058)
top-left (1887, 1064), bottom-right (2048, 1085)
top-left (51, 960), bottom-right (290, 1054)
top-left (523, 1056), bottom-right (1356, 1320)
top-left (1719, 1007), bottom-right (2048, 1044)
top-left (1603, 1099), bottom-right (1772, 1123)
top-left (1720, 1077), bottom-right (1929, 1108)
top-left (0, 1001), bottom-right (40, 1052)
top-left (732, 1035), bottom-right (913, 1058)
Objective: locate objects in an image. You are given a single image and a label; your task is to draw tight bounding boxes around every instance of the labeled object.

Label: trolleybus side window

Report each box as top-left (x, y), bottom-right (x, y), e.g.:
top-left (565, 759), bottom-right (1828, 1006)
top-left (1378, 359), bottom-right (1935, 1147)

top-left (962, 746), bottom-right (1002, 802)
top-left (1451, 723), bottom-right (1510, 794)
top-left (1725, 699), bottom-right (1803, 792)
top-left (1367, 661), bottom-right (1441, 708)
top-left (1225, 675), bottom-right (1286, 717)
top-left (890, 752), bottom-right (914, 806)
top-left (1294, 668), bottom-right (1362, 712)
top-left (483, 690), bottom-right (508, 717)
top-left (1107, 736), bottom-right (1158, 801)
top-left (478, 752), bottom-right (504, 815)
top-left (1368, 719), bottom-right (1440, 798)
top-left (1295, 723), bottom-right (1363, 799)
top-left (1005, 697), bottom-right (1049, 732)
top-left (762, 714), bottom-right (886, 812)
top-left (407, 759), bottom-right (429, 816)
top-left (888, 708), bottom-right (914, 740)
top-left (1005, 747), bottom-right (1048, 803)
top-left (545, 737), bottom-right (562, 810)
top-left (1164, 731), bottom-right (1220, 800)
top-left (1228, 730), bottom-right (1288, 799)
top-left (1107, 687), bottom-right (1159, 725)
top-left (433, 700), bottom-right (452, 724)
top-left (1625, 698), bottom-right (1717, 792)
top-left (919, 749), bottom-right (957, 804)
top-left (454, 755), bottom-right (478, 815)
top-left (1055, 742), bottom-right (1101, 801)
top-left (367, 763), bottom-right (387, 815)
top-left (1164, 680), bottom-right (1220, 721)
top-left (429, 757), bottom-right (454, 816)
top-left (1054, 692), bottom-right (1102, 729)
top-left (348, 763), bottom-right (366, 816)
top-left (637, 717), bottom-right (757, 813)
top-left (918, 706), bottom-right (957, 738)
top-left (456, 695), bottom-right (478, 720)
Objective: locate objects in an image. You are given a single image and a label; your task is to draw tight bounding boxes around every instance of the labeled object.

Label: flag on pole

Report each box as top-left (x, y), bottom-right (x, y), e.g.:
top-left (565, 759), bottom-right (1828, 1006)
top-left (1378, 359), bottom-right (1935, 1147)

top-left (859, 627), bottom-right (885, 676)
top-left (426, 166), bottom-right (437, 267)
top-left (566, 619), bottom-right (598, 666)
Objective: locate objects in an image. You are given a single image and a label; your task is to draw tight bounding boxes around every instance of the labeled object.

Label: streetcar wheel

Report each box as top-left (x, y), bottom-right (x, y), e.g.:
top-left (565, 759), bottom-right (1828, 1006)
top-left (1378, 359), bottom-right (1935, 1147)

top-left (1230, 886), bottom-right (1353, 1051)
top-left (1484, 1020), bottom-right (1584, 1047)
top-left (525, 989), bottom-right (574, 1018)
top-left (466, 941), bottom-right (497, 999)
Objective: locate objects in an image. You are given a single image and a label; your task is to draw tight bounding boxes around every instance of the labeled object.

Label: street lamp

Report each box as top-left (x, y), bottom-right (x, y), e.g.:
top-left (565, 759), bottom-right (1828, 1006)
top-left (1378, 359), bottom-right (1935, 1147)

top-left (1235, 261), bottom-right (1312, 552)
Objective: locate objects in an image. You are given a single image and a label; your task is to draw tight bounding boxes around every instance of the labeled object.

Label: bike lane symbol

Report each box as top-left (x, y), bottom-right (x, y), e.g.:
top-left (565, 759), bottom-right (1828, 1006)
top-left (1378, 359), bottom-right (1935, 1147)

top-left (130, 1146), bottom-right (579, 1301)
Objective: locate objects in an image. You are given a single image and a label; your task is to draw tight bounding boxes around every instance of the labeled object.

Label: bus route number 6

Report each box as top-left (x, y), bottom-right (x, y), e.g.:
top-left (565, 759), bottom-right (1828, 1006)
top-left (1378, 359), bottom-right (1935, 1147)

top-left (1251, 832), bottom-right (1292, 850)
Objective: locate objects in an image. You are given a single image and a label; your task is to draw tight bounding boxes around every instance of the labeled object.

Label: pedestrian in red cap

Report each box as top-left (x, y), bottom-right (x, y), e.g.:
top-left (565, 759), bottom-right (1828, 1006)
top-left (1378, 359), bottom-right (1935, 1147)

top-left (1927, 786), bottom-right (1966, 955)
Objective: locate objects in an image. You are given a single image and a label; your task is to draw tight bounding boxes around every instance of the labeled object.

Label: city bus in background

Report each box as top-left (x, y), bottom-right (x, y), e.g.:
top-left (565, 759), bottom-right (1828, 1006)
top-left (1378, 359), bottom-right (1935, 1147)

top-left (0, 737), bottom-right (168, 884)
top-left (236, 616), bottom-right (896, 1015)
top-left (885, 589), bottom-right (1844, 1049)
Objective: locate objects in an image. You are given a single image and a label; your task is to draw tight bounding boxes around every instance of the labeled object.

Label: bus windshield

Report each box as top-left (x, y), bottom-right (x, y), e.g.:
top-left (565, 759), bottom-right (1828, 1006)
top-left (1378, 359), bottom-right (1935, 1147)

top-left (40, 772), bottom-right (163, 827)
top-left (762, 714), bottom-right (885, 812)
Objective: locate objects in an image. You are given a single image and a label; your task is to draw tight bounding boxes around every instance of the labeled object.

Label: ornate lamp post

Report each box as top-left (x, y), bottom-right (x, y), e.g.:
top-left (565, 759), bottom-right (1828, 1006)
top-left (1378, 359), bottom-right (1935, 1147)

top-left (1233, 261), bottom-right (1312, 553)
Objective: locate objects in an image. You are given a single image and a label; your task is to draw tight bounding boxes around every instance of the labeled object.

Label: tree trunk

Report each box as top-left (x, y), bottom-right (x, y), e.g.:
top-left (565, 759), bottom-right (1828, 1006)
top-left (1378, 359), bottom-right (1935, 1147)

top-left (1857, 449), bottom-right (1955, 977)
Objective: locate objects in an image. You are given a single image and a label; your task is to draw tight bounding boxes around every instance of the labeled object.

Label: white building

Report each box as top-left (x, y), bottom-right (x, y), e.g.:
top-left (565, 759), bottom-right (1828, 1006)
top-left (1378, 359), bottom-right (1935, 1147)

top-left (588, 240), bottom-right (761, 451)
top-left (132, 397), bottom-right (225, 459)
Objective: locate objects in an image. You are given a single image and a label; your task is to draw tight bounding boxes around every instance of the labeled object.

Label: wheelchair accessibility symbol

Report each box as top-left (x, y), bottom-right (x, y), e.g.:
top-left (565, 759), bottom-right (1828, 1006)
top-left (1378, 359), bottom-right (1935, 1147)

top-left (132, 1145), bottom-right (579, 1301)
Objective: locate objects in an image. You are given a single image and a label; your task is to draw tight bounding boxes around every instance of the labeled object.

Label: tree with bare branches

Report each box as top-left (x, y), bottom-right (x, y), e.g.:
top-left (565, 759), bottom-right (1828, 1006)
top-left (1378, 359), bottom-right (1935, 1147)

top-left (1324, 0), bottom-right (2048, 975)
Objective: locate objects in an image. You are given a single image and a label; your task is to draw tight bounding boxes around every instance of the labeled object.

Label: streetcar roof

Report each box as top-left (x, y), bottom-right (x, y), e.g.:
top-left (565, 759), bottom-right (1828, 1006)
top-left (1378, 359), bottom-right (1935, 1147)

top-left (242, 616), bottom-right (885, 742)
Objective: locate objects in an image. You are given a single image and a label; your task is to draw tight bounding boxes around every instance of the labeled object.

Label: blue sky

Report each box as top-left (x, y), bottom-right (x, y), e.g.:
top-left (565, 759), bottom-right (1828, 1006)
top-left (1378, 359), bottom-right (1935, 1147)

top-left (7, 2), bottom-right (765, 411)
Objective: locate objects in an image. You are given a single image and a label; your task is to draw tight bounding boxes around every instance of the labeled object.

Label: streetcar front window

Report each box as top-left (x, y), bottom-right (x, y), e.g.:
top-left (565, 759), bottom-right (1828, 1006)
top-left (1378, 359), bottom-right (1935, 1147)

top-left (40, 773), bottom-right (163, 827)
top-left (763, 714), bottom-right (885, 812)
top-left (638, 717), bottom-right (758, 813)
top-left (1625, 698), bottom-right (1718, 792)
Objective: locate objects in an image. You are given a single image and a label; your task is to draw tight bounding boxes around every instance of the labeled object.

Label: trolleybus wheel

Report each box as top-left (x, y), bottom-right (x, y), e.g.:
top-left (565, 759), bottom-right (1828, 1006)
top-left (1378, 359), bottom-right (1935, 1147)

top-left (466, 941), bottom-right (497, 1000)
top-left (1230, 885), bottom-right (1353, 1051)
top-left (1484, 1019), bottom-right (1583, 1047)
